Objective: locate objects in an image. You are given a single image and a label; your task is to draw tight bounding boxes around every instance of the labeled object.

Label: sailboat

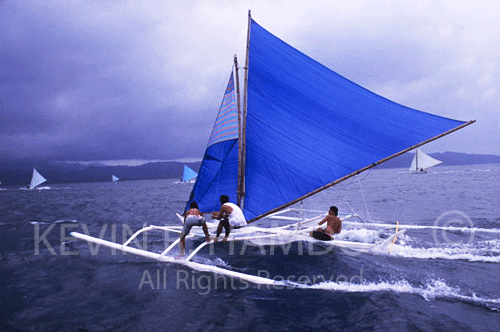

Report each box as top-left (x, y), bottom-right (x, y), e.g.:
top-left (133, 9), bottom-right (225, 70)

top-left (27, 167), bottom-right (48, 190)
top-left (111, 175), bottom-right (119, 183)
top-left (71, 12), bottom-right (474, 285)
top-left (180, 165), bottom-right (198, 183)
top-left (409, 149), bottom-right (442, 173)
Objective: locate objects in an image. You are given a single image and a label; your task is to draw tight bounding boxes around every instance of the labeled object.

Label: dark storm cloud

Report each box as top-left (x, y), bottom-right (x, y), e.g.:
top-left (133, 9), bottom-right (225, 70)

top-left (0, 0), bottom-right (499, 165)
top-left (0, 0), bottom-right (214, 162)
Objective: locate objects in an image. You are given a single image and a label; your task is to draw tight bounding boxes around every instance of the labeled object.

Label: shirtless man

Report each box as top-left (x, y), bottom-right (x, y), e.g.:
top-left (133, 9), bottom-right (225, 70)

top-left (179, 202), bottom-right (211, 256)
top-left (317, 206), bottom-right (342, 236)
top-left (212, 195), bottom-right (247, 242)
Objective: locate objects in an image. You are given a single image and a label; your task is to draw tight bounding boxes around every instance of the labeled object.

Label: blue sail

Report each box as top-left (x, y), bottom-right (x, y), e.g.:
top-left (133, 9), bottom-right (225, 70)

top-left (187, 18), bottom-right (472, 220)
top-left (181, 165), bottom-right (198, 182)
top-left (185, 71), bottom-right (239, 212)
top-left (242, 19), bottom-right (468, 220)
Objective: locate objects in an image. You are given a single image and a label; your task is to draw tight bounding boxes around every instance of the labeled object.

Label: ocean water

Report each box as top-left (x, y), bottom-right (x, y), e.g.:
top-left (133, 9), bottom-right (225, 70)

top-left (1, 164), bottom-right (499, 331)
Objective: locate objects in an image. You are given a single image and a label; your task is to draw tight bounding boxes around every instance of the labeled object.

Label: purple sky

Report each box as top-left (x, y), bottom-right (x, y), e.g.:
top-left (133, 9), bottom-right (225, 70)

top-left (1, 0), bottom-right (498, 165)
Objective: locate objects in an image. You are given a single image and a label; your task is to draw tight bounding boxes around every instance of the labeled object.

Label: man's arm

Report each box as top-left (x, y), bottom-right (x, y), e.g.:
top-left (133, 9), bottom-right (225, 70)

top-left (212, 209), bottom-right (222, 220)
top-left (318, 215), bottom-right (328, 226)
top-left (212, 205), bottom-right (232, 219)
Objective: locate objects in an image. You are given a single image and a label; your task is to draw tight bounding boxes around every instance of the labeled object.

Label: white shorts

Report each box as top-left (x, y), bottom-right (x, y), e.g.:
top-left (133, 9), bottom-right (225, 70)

top-left (180, 215), bottom-right (206, 237)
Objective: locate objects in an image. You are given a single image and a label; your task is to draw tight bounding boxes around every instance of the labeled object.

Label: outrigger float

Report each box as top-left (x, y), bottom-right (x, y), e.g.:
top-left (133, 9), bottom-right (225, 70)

top-left (72, 209), bottom-right (405, 286)
top-left (71, 12), bottom-right (473, 286)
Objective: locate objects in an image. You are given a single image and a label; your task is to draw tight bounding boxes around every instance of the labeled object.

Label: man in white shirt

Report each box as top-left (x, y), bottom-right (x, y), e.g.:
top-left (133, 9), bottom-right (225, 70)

top-left (212, 195), bottom-right (246, 241)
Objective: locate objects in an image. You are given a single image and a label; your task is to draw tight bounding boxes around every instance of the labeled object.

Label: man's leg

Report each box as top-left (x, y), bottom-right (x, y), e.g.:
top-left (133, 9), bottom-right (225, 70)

top-left (216, 221), bottom-right (223, 238)
top-left (179, 235), bottom-right (186, 256)
top-left (178, 221), bottom-right (193, 257)
top-left (216, 218), bottom-right (230, 239)
top-left (202, 223), bottom-right (210, 242)
top-left (223, 219), bottom-right (230, 239)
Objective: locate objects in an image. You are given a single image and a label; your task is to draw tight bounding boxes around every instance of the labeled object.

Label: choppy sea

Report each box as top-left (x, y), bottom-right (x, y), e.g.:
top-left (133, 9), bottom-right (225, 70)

top-left (1, 164), bottom-right (499, 331)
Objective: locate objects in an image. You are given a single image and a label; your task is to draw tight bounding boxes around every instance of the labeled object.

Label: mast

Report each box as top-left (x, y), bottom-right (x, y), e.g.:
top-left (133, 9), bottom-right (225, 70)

top-left (235, 54), bottom-right (243, 205)
top-left (238, 10), bottom-right (251, 209)
top-left (247, 120), bottom-right (475, 223)
top-left (416, 149), bottom-right (419, 170)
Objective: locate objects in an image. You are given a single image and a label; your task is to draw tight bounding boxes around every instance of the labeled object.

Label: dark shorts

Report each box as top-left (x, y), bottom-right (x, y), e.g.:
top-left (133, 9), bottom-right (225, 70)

top-left (180, 215), bottom-right (206, 237)
top-left (311, 230), bottom-right (333, 241)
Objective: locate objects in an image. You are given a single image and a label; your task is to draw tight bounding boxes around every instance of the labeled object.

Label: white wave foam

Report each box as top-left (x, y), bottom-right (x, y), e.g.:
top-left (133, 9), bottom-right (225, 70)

top-left (28, 219), bottom-right (78, 225)
top-left (168, 252), bottom-right (500, 310)
top-left (54, 219), bottom-right (78, 224)
top-left (336, 229), bottom-right (379, 243)
top-left (28, 221), bottom-right (48, 225)
top-left (193, 256), bottom-right (232, 269)
top-left (307, 278), bottom-right (500, 310)
top-left (347, 221), bottom-right (500, 234)
top-left (376, 243), bottom-right (500, 263)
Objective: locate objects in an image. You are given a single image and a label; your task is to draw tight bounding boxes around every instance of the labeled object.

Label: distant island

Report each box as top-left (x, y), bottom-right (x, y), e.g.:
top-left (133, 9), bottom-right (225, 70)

top-left (0, 161), bottom-right (201, 185)
top-left (0, 151), bottom-right (498, 185)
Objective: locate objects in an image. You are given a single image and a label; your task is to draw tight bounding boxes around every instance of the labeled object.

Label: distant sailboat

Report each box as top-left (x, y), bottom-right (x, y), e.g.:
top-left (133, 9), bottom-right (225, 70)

top-left (111, 175), bottom-right (119, 183)
top-left (409, 149), bottom-right (442, 173)
top-left (181, 165), bottom-right (198, 183)
top-left (28, 168), bottom-right (47, 189)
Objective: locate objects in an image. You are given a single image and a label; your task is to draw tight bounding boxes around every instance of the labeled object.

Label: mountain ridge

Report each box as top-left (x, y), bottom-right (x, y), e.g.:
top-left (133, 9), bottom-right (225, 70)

top-left (0, 152), bottom-right (498, 185)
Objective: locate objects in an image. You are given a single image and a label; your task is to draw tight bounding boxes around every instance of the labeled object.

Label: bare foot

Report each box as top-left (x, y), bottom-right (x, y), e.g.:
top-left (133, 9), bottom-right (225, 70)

top-left (205, 237), bottom-right (211, 243)
top-left (213, 237), bottom-right (219, 243)
top-left (222, 236), bottom-right (228, 242)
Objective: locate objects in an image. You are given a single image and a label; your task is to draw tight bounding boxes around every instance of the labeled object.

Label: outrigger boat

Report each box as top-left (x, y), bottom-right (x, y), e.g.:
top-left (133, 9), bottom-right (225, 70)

top-left (71, 12), bottom-right (474, 286)
top-left (72, 209), bottom-right (405, 285)
top-left (180, 165), bottom-right (198, 183)
top-left (22, 167), bottom-right (49, 190)
top-left (409, 149), bottom-right (443, 174)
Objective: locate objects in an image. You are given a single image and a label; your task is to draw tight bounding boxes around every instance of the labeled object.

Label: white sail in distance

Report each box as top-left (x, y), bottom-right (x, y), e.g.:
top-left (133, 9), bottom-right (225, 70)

top-left (29, 168), bottom-right (47, 189)
top-left (112, 175), bottom-right (119, 182)
top-left (410, 149), bottom-right (442, 173)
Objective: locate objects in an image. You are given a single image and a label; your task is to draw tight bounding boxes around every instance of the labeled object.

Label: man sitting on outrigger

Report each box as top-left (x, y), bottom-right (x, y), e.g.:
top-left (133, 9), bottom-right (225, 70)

top-left (212, 195), bottom-right (247, 242)
top-left (311, 206), bottom-right (342, 241)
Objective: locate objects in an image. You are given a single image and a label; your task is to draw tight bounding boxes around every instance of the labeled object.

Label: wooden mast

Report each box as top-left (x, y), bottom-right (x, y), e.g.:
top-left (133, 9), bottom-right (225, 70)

top-left (234, 54), bottom-right (242, 205)
top-left (238, 10), bottom-right (251, 209)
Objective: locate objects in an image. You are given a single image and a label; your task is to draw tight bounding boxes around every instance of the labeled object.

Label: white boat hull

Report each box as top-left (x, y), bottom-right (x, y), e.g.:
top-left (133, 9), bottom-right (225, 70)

top-left (70, 211), bottom-right (404, 285)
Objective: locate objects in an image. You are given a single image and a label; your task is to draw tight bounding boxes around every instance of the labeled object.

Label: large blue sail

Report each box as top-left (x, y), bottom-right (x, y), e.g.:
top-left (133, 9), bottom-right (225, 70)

top-left (243, 19), bottom-right (469, 220)
top-left (186, 71), bottom-right (239, 212)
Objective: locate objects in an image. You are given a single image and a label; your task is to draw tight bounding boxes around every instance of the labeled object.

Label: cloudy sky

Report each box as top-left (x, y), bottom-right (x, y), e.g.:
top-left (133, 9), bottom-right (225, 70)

top-left (1, 0), bottom-right (499, 165)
